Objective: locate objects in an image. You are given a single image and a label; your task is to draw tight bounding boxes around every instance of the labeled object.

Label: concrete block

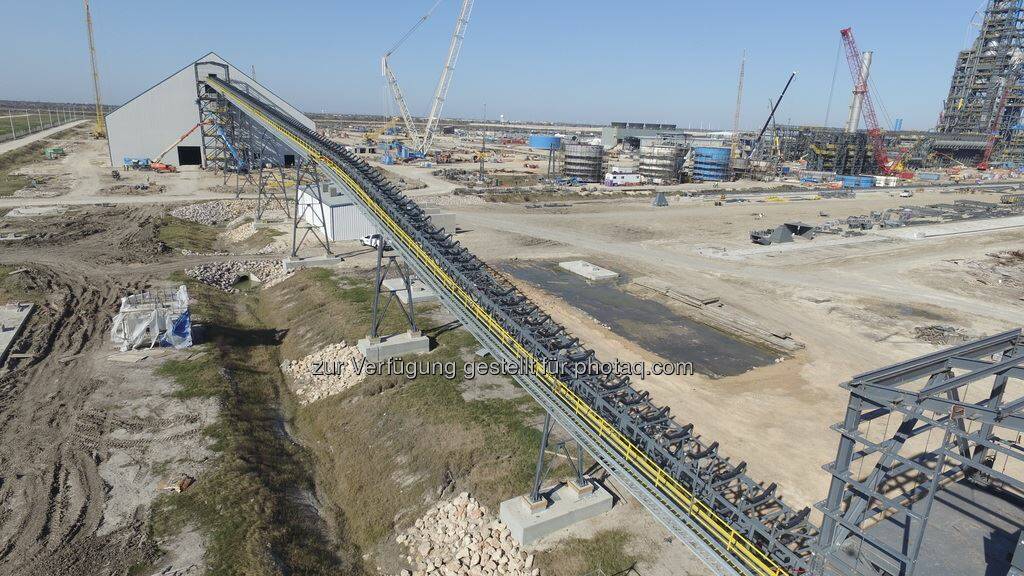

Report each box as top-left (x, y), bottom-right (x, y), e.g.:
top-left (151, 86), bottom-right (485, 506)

top-left (558, 260), bottom-right (619, 283)
top-left (0, 303), bottom-right (34, 365)
top-left (381, 277), bottom-right (438, 304)
top-left (358, 331), bottom-right (430, 362)
top-left (499, 482), bottom-right (614, 545)
top-left (281, 255), bottom-right (344, 273)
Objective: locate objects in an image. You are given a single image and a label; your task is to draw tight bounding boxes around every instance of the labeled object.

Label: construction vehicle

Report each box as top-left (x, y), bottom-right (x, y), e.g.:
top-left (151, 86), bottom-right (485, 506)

top-left (364, 116), bottom-right (401, 144)
top-left (82, 0), bottom-right (106, 138)
top-left (383, 0), bottom-right (474, 155)
top-left (150, 121), bottom-right (210, 171)
top-left (840, 27), bottom-right (908, 178)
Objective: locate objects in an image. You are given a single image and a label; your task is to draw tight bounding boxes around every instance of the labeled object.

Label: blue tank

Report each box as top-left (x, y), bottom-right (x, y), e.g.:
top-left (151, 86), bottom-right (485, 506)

top-left (692, 146), bottom-right (731, 181)
top-left (528, 134), bottom-right (562, 150)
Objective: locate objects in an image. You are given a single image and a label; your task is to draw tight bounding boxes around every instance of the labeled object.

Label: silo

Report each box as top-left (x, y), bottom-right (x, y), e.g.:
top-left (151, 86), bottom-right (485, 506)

top-left (562, 143), bottom-right (604, 182)
top-left (639, 141), bottom-right (686, 184)
top-left (692, 146), bottom-right (731, 181)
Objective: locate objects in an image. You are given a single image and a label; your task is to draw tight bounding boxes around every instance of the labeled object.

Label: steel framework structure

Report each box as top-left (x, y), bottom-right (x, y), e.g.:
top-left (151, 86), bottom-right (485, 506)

top-left (939, 0), bottom-right (1024, 162)
top-left (203, 74), bottom-right (819, 576)
top-left (816, 329), bottom-right (1024, 576)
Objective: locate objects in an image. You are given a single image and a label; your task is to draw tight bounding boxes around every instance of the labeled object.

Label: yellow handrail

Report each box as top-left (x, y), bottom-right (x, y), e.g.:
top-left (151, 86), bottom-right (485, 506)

top-left (208, 77), bottom-right (790, 576)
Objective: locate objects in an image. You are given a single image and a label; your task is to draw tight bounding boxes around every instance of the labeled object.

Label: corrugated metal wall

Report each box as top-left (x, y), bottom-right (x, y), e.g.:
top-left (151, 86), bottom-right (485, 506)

top-left (105, 52), bottom-right (314, 167)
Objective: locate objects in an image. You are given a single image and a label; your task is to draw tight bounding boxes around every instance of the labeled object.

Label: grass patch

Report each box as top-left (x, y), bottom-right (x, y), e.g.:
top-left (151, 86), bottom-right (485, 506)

top-left (155, 354), bottom-right (223, 398)
top-left (157, 216), bottom-right (219, 252)
top-left (0, 265), bottom-right (43, 304)
top-left (263, 268), bottom-right (543, 554)
top-left (536, 529), bottom-right (643, 576)
top-left (236, 227), bottom-right (283, 252)
top-left (150, 274), bottom-right (356, 575)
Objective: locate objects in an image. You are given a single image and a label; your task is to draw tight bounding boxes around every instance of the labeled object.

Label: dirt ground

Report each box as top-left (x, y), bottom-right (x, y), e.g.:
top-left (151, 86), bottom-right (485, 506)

top-left (3, 121), bottom-right (1023, 576)
top-left (434, 184), bottom-right (1024, 516)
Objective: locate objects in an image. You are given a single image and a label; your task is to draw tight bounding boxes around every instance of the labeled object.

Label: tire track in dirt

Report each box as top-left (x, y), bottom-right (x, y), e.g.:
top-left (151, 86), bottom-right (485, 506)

top-left (0, 206), bottom-right (185, 576)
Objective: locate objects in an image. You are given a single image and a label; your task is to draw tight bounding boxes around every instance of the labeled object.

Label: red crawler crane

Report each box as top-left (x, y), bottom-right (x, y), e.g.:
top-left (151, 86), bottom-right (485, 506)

top-left (840, 28), bottom-right (899, 176)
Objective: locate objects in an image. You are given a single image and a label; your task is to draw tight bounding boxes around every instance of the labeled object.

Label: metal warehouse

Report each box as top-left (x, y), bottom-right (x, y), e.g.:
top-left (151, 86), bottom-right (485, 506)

top-left (104, 52), bottom-right (314, 168)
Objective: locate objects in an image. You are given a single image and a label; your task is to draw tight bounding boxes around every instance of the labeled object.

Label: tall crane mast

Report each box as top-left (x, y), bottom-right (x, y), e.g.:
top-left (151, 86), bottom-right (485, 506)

top-left (731, 50), bottom-right (746, 158)
top-left (420, 0), bottom-right (474, 154)
top-left (82, 0), bottom-right (105, 138)
top-left (839, 27), bottom-right (889, 173)
top-left (381, 0), bottom-right (443, 146)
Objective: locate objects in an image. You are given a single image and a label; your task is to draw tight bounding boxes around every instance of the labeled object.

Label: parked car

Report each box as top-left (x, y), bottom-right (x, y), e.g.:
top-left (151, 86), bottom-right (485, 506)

top-left (360, 234), bottom-right (392, 251)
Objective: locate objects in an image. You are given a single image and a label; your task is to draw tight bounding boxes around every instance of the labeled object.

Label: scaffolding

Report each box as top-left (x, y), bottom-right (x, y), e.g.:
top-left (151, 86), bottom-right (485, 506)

top-left (938, 0), bottom-right (1024, 162)
top-left (816, 330), bottom-right (1024, 576)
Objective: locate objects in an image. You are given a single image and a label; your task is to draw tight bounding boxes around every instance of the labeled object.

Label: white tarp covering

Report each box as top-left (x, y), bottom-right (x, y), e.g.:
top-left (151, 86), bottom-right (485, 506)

top-left (111, 285), bottom-right (193, 351)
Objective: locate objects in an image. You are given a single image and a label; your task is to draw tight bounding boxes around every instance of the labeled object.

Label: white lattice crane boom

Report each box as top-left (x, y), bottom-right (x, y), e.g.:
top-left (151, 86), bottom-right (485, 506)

top-left (420, 0), bottom-right (474, 154)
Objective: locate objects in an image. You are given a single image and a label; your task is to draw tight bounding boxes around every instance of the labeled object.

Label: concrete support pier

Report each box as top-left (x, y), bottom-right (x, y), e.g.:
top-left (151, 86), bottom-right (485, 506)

top-left (499, 481), bottom-right (614, 546)
top-left (357, 330), bottom-right (431, 362)
top-left (281, 254), bottom-right (343, 273)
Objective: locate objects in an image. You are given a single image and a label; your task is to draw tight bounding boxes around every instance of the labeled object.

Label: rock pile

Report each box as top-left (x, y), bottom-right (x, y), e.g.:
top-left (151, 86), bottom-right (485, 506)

top-left (394, 493), bottom-right (538, 576)
top-left (184, 260), bottom-right (283, 292)
top-left (280, 341), bottom-right (366, 404)
top-left (171, 200), bottom-right (256, 226)
top-left (222, 222), bottom-right (257, 243)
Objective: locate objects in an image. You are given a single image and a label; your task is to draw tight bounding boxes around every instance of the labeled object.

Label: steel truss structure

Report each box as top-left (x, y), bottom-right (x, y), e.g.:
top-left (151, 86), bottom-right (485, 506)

top-left (289, 159), bottom-right (332, 258)
top-left (369, 236), bottom-right (419, 339)
top-left (195, 63), bottom-right (330, 256)
top-left (938, 0), bottom-right (1024, 162)
top-left (817, 329), bottom-right (1024, 576)
top-left (203, 75), bottom-right (818, 576)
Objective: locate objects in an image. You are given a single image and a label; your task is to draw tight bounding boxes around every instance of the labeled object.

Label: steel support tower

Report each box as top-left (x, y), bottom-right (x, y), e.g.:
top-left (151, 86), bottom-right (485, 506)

top-left (938, 0), bottom-right (1024, 161)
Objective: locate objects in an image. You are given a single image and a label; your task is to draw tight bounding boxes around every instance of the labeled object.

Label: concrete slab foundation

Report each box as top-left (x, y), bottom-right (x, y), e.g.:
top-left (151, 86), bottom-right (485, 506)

top-left (282, 255), bottom-right (344, 272)
top-left (499, 482), bottom-right (614, 545)
top-left (0, 303), bottom-right (34, 365)
top-left (5, 206), bottom-right (67, 218)
top-left (558, 260), bottom-right (619, 283)
top-left (381, 277), bottom-right (438, 304)
top-left (357, 331), bottom-right (431, 362)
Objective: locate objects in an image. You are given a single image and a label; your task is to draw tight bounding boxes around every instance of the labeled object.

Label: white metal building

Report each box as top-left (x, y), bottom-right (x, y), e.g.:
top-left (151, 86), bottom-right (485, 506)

top-left (105, 52), bottom-right (314, 168)
top-left (297, 185), bottom-right (377, 242)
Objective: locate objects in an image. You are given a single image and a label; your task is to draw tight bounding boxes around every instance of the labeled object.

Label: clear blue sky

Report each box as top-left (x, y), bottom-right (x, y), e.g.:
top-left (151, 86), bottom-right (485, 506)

top-left (0, 0), bottom-right (985, 130)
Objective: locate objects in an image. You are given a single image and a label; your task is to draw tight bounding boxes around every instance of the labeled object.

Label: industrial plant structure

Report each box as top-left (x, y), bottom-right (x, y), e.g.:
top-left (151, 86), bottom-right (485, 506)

top-left (938, 0), bottom-right (1024, 162)
top-left (104, 52), bottom-right (313, 168)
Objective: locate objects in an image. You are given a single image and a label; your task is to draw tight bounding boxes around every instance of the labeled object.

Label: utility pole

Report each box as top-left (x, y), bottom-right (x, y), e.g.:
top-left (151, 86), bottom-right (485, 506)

top-left (82, 0), bottom-right (106, 138)
top-left (8, 111), bottom-right (15, 139)
top-left (478, 131), bottom-right (486, 183)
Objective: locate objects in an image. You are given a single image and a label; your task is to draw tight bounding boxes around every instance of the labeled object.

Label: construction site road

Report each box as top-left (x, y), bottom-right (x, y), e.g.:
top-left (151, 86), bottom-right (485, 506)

top-left (0, 121), bottom-right (86, 156)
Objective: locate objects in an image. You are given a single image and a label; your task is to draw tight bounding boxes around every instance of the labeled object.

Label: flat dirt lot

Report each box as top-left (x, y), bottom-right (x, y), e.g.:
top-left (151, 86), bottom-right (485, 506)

top-left (438, 185), bottom-right (1024, 512)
